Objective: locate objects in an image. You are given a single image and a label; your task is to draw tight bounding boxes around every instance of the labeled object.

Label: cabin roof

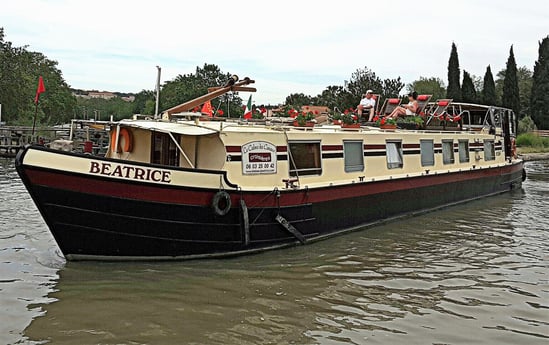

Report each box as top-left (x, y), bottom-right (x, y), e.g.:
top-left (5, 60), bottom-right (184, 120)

top-left (119, 120), bottom-right (218, 136)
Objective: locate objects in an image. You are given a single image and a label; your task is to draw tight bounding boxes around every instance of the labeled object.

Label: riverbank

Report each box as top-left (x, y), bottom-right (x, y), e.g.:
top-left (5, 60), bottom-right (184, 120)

top-left (519, 152), bottom-right (549, 161)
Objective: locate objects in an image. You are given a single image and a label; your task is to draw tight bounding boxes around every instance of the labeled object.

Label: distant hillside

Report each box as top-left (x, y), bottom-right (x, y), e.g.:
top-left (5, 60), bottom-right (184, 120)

top-left (70, 88), bottom-right (135, 102)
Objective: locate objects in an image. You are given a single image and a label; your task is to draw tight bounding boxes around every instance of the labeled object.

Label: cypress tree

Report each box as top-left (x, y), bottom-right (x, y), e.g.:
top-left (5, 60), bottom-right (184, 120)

top-left (530, 36), bottom-right (549, 129)
top-left (481, 65), bottom-right (497, 105)
top-left (502, 46), bottom-right (521, 123)
top-left (461, 71), bottom-right (477, 103)
top-left (446, 42), bottom-right (461, 101)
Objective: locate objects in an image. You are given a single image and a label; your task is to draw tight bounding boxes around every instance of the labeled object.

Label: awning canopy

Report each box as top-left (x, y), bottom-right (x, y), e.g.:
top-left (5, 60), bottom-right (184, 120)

top-left (118, 120), bottom-right (218, 136)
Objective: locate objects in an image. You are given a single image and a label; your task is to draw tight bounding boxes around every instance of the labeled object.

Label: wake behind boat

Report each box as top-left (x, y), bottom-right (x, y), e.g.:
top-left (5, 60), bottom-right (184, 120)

top-left (15, 77), bottom-right (525, 261)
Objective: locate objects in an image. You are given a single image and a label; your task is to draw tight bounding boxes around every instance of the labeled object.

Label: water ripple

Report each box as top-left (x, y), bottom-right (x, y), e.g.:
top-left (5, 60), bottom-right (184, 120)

top-left (1, 159), bottom-right (548, 344)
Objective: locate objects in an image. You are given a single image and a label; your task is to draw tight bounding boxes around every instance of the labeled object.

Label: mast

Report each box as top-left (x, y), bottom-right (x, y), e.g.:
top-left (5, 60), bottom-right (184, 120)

top-left (162, 76), bottom-right (256, 117)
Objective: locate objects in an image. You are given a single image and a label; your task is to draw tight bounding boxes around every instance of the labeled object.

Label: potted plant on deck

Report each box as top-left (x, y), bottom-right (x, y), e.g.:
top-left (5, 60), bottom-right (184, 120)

top-left (396, 115), bottom-right (424, 130)
top-left (293, 111), bottom-right (316, 127)
top-left (374, 116), bottom-right (397, 129)
top-left (331, 112), bottom-right (343, 125)
top-left (341, 113), bottom-right (360, 128)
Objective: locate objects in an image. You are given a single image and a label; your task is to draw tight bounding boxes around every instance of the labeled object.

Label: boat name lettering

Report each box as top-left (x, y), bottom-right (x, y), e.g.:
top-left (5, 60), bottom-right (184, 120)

top-left (89, 161), bottom-right (171, 183)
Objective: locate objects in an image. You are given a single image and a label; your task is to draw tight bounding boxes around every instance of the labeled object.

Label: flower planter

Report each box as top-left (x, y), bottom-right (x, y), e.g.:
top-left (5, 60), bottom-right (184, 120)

top-left (332, 120), bottom-right (342, 125)
top-left (341, 123), bottom-right (361, 128)
top-left (396, 122), bottom-right (419, 130)
top-left (380, 124), bottom-right (397, 130)
top-left (293, 120), bottom-right (315, 127)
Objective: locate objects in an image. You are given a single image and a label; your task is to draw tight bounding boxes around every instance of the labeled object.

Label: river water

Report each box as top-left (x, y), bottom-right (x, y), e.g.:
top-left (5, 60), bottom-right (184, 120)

top-left (1, 158), bottom-right (548, 345)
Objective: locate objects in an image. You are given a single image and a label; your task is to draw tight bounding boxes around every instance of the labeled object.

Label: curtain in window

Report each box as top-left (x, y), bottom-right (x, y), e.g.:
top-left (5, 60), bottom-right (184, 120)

top-left (344, 141), bottom-right (364, 172)
top-left (442, 141), bottom-right (454, 164)
top-left (386, 142), bottom-right (402, 169)
top-left (420, 140), bottom-right (434, 166)
top-left (459, 141), bottom-right (469, 162)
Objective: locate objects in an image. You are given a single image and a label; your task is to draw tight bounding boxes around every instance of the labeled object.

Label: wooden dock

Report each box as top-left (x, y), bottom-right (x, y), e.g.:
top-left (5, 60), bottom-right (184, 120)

top-left (0, 121), bottom-right (110, 158)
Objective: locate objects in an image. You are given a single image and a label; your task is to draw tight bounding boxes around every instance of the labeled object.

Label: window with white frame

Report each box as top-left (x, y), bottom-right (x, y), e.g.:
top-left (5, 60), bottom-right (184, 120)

top-left (420, 139), bottom-right (434, 166)
top-left (484, 140), bottom-right (495, 161)
top-left (288, 141), bottom-right (322, 176)
top-left (442, 140), bottom-right (455, 164)
top-left (459, 140), bottom-right (470, 163)
top-left (343, 140), bottom-right (364, 172)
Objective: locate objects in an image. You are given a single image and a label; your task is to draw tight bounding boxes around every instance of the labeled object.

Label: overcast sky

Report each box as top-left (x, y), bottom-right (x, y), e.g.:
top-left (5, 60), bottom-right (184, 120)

top-left (2, 0), bottom-right (548, 104)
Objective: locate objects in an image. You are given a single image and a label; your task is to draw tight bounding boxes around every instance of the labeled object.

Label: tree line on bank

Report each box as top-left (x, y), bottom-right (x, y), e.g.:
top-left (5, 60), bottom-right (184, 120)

top-left (1, 26), bottom-right (548, 129)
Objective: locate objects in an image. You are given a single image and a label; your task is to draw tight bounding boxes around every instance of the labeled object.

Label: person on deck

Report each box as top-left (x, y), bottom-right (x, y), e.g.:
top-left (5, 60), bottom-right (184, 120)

top-left (387, 92), bottom-right (418, 119)
top-left (357, 90), bottom-right (376, 122)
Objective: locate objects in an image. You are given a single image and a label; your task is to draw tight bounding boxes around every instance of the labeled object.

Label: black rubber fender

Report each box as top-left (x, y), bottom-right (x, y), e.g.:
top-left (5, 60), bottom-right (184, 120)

top-left (212, 191), bottom-right (231, 216)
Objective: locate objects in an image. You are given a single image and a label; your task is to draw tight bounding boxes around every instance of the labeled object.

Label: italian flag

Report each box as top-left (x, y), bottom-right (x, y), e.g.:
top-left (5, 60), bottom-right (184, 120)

top-left (243, 95), bottom-right (252, 119)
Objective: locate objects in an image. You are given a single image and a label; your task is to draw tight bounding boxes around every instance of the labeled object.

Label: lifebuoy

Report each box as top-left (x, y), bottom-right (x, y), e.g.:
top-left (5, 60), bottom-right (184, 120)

top-left (212, 191), bottom-right (231, 216)
top-left (511, 138), bottom-right (517, 159)
top-left (110, 127), bottom-right (133, 153)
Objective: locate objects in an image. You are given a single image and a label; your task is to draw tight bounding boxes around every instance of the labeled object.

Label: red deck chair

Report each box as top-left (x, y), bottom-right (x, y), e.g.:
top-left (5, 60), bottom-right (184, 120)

top-left (426, 99), bottom-right (453, 125)
top-left (414, 94), bottom-right (432, 116)
top-left (380, 98), bottom-right (402, 116)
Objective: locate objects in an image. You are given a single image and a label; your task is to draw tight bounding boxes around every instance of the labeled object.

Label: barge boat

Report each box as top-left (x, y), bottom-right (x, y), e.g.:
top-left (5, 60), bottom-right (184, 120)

top-left (15, 77), bottom-right (525, 260)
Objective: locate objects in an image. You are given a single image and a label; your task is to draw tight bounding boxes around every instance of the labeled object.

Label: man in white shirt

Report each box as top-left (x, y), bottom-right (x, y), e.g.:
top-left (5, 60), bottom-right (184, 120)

top-left (357, 90), bottom-right (376, 121)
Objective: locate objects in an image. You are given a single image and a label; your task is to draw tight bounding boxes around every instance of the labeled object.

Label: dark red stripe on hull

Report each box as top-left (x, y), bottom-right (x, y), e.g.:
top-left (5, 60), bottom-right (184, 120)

top-left (15, 147), bottom-right (524, 260)
top-left (22, 162), bottom-right (523, 208)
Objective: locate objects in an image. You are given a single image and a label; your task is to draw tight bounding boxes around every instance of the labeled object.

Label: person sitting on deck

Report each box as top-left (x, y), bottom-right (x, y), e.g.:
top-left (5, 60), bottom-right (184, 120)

top-left (357, 90), bottom-right (376, 122)
top-left (387, 92), bottom-right (418, 119)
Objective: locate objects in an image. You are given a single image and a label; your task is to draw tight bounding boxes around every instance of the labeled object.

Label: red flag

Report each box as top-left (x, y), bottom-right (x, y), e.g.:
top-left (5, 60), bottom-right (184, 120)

top-left (34, 76), bottom-right (46, 104)
top-left (201, 101), bottom-right (213, 117)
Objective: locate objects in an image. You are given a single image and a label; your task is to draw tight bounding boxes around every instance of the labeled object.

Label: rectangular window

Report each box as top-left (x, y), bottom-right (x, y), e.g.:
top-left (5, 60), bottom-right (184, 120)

top-left (459, 140), bottom-right (470, 163)
top-left (484, 140), bottom-right (495, 161)
top-left (442, 140), bottom-right (455, 164)
top-left (151, 132), bottom-right (180, 167)
top-left (288, 141), bottom-right (322, 176)
top-left (343, 140), bottom-right (364, 172)
top-left (386, 141), bottom-right (403, 169)
top-left (420, 139), bottom-right (434, 166)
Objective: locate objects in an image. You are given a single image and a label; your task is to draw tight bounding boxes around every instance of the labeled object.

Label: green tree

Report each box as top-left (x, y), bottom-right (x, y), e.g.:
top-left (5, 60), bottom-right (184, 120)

top-left (76, 96), bottom-right (134, 121)
top-left (316, 85), bottom-right (353, 111)
top-left (133, 89), bottom-right (155, 114)
top-left (496, 66), bottom-right (532, 118)
top-left (461, 70), bottom-right (477, 103)
top-left (0, 28), bottom-right (76, 125)
top-left (502, 46), bottom-right (521, 126)
top-left (481, 65), bottom-right (497, 105)
top-left (344, 66), bottom-right (404, 102)
top-left (284, 93), bottom-right (312, 107)
top-left (160, 63), bottom-right (243, 117)
top-left (530, 36), bottom-right (549, 129)
top-left (446, 42), bottom-right (461, 101)
top-left (406, 77), bottom-right (446, 101)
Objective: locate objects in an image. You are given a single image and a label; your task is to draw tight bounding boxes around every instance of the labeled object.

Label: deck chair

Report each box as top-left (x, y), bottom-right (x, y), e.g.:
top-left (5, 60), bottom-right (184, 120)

top-left (414, 94), bottom-right (432, 116)
top-left (379, 98), bottom-right (402, 116)
top-left (372, 94), bottom-right (382, 115)
top-left (425, 99), bottom-right (453, 125)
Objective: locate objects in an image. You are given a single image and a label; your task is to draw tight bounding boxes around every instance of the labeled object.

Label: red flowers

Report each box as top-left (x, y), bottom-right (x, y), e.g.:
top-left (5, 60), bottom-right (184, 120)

top-left (288, 109), bottom-right (299, 118)
top-left (380, 118), bottom-right (386, 125)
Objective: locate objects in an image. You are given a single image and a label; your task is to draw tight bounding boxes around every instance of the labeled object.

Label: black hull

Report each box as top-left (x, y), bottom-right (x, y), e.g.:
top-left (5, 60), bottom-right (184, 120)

top-left (16, 147), bottom-right (524, 261)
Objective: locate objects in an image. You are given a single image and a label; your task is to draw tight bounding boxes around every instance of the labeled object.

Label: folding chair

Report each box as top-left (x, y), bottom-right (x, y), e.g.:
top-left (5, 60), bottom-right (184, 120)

top-left (379, 98), bottom-right (402, 116)
top-left (425, 99), bottom-right (453, 125)
top-left (414, 94), bottom-right (432, 116)
top-left (373, 94), bottom-right (382, 115)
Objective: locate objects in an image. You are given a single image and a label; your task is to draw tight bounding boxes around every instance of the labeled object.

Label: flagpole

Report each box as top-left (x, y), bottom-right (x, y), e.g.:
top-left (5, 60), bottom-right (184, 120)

top-left (31, 102), bottom-right (38, 138)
